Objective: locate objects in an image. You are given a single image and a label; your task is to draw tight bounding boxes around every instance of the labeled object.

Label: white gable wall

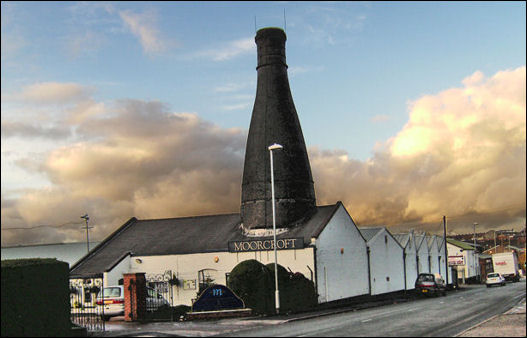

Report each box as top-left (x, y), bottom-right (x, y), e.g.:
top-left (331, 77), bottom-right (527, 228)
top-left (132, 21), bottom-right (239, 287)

top-left (315, 205), bottom-right (369, 303)
top-left (367, 229), bottom-right (405, 295)
top-left (404, 234), bottom-right (418, 290)
top-left (428, 236), bottom-right (440, 275)
top-left (416, 236), bottom-right (430, 274)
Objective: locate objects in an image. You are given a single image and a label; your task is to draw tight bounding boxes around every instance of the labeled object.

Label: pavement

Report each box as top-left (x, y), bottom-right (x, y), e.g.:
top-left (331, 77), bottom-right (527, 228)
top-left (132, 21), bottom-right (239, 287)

top-left (455, 297), bottom-right (526, 337)
top-left (94, 286), bottom-right (526, 337)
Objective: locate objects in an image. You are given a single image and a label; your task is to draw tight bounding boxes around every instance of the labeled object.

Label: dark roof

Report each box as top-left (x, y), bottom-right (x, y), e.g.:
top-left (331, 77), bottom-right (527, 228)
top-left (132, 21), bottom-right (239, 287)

top-left (70, 203), bottom-right (341, 278)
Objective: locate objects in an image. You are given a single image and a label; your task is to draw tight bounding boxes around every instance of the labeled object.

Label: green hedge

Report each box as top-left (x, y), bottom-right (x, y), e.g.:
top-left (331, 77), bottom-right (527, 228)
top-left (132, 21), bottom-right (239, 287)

top-left (228, 260), bottom-right (317, 315)
top-left (1, 258), bottom-right (71, 337)
top-left (228, 260), bottom-right (274, 315)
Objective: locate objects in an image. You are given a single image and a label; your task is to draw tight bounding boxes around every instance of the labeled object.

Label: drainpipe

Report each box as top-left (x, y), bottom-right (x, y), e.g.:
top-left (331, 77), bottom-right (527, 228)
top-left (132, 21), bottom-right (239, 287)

top-left (403, 248), bottom-right (407, 294)
top-left (366, 246), bottom-right (372, 295)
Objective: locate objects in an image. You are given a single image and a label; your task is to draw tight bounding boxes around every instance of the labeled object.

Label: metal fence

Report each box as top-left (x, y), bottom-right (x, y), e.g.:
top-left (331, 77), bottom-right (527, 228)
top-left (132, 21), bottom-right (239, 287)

top-left (145, 271), bottom-right (176, 321)
top-left (69, 277), bottom-right (105, 332)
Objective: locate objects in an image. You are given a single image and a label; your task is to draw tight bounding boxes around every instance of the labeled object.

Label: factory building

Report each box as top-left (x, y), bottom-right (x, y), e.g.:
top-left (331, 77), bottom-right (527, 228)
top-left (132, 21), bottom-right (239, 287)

top-left (359, 227), bottom-right (405, 295)
top-left (393, 231), bottom-right (418, 290)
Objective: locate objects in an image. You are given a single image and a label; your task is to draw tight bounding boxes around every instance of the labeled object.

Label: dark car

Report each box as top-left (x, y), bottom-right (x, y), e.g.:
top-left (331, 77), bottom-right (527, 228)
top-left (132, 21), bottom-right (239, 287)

top-left (415, 273), bottom-right (446, 297)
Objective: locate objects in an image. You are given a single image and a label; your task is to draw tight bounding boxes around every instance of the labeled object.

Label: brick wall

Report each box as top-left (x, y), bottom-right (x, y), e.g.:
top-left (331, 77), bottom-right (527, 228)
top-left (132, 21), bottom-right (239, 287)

top-left (123, 273), bottom-right (146, 322)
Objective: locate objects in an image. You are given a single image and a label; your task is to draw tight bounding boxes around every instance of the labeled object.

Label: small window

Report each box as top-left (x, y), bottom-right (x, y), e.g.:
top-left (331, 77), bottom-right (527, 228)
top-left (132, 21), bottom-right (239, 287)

top-left (385, 235), bottom-right (388, 244)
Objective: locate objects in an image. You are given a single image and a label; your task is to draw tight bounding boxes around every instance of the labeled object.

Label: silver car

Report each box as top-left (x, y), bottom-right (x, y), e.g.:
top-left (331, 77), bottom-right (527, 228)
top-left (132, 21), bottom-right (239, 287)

top-left (485, 272), bottom-right (506, 287)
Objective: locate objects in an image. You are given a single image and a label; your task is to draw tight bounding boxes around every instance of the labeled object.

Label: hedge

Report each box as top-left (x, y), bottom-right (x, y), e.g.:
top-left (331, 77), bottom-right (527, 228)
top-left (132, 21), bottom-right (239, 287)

top-left (1, 258), bottom-right (71, 337)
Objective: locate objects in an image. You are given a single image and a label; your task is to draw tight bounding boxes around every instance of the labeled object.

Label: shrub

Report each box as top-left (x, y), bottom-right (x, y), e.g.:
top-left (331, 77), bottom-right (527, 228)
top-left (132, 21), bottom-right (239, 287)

top-left (228, 260), bottom-right (274, 315)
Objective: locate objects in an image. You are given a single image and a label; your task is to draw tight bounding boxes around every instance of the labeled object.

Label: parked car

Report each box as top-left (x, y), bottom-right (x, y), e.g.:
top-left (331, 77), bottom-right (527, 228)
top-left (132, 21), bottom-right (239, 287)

top-left (485, 272), bottom-right (506, 288)
top-left (415, 273), bottom-right (446, 297)
top-left (96, 286), bottom-right (124, 321)
top-left (97, 285), bottom-right (170, 320)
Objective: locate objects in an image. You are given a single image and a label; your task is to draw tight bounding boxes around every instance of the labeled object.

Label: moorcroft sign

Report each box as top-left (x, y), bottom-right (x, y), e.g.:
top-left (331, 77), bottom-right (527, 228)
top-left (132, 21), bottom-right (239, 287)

top-left (228, 238), bottom-right (304, 253)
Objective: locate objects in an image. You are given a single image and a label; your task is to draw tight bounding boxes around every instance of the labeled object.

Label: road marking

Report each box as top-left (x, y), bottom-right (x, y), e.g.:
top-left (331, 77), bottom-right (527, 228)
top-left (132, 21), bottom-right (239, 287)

top-left (361, 319), bottom-right (372, 323)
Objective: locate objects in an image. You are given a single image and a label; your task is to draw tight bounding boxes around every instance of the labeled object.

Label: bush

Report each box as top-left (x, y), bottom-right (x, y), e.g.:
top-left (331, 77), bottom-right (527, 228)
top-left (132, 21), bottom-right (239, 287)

top-left (228, 260), bottom-right (317, 315)
top-left (228, 260), bottom-right (274, 315)
top-left (265, 264), bottom-right (317, 314)
top-left (1, 258), bottom-right (70, 337)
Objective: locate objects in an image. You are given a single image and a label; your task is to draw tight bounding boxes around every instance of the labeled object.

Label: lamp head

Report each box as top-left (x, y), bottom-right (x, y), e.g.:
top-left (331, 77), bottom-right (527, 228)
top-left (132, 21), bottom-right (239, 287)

top-left (268, 143), bottom-right (283, 151)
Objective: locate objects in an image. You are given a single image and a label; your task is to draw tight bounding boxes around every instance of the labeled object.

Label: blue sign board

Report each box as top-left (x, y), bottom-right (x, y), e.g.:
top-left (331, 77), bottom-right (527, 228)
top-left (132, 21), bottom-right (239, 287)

top-left (191, 284), bottom-right (245, 312)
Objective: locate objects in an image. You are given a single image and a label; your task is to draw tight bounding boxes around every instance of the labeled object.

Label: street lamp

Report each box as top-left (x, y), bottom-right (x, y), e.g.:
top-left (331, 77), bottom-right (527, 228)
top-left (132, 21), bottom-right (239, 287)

top-left (473, 222), bottom-right (478, 281)
top-left (81, 214), bottom-right (92, 253)
top-left (268, 143), bottom-right (283, 315)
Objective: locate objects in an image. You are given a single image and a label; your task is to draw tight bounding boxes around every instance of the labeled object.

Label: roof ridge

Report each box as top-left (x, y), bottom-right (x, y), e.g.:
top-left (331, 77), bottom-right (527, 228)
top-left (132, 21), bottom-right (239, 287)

top-left (137, 212), bottom-right (241, 222)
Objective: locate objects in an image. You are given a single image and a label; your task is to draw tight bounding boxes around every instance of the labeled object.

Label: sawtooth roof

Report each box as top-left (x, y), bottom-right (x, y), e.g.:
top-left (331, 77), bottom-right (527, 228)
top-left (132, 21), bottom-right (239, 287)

top-left (70, 202), bottom-right (343, 278)
top-left (393, 233), bottom-right (410, 247)
top-left (358, 227), bottom-right (384, 242)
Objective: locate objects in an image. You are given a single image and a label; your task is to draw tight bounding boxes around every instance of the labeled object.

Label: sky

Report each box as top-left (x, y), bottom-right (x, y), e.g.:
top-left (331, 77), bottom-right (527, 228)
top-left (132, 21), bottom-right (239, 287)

top-left (1, 1), bottom-right (525, 247)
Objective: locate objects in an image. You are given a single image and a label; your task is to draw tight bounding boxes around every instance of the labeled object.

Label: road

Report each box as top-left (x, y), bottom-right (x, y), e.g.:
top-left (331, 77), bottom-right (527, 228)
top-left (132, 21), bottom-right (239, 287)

top-left (225, 282), bottom-right (526, 337)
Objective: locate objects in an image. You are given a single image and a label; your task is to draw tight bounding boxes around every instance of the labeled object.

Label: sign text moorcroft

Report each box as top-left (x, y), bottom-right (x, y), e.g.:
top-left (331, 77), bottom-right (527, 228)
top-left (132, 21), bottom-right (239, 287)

top-left (228, 238), bottom-right (304, 252)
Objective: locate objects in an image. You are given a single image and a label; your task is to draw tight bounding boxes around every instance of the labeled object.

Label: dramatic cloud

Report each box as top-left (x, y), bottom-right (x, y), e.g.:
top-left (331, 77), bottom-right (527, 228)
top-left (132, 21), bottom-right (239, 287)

top-left (312, 66), bottom-right (526, 233)
top-left (1, 66), bottom-right (525, 246)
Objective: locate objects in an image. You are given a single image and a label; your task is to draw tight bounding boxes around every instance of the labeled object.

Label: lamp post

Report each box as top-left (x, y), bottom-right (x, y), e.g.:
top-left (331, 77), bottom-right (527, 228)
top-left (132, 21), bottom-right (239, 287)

top-left (268, 143), bottom-right (283, 315)
top-left (81, 214), bottom-right (91, 253)
top-left (473, 222), bottom-right (478, 281)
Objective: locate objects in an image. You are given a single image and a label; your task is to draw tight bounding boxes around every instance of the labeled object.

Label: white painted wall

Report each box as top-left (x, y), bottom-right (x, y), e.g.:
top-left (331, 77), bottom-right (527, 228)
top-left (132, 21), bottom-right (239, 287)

top-left (367, 229), bottom-right (405, 295)
top-left (315, 205), bottom-right (369, 303)
top-left (437, 237), bottom-right (451, 283)
top-left (416, 235), bottom-right (430, 274)
top-left (428, 236), bottom-right (440, 275)
top-left (126, 247), bottom-right (315, 306)
top-left (447, 243), bottom-right (478, 280)
top-left (104, 254), bottom-right (131, 287)
top-left (403, 234), bottom-right (418, 290)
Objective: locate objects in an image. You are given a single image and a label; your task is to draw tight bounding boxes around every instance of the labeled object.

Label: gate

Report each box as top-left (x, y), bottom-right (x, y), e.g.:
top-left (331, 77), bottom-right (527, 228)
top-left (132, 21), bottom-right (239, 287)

top-left (145, 271), bottom-right (176, 321)
top-left (69, 277), bottom-right (105, 332)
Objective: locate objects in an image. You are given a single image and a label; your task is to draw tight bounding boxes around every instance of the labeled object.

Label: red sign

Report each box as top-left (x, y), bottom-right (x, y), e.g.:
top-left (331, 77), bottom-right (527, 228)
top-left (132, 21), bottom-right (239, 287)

top-left (495, 261), bottom-right (507, 266)
top-left (448, 255), bottom-right (464, 266)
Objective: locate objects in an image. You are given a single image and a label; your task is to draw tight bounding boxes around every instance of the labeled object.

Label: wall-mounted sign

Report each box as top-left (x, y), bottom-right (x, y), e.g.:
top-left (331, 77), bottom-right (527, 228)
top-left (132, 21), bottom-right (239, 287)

top-left (448, 255), bottom-right (465, 266)
top-left (228, 238), bottom-right (304, 253)
top-left (183, 279), bottom-right (196, 290)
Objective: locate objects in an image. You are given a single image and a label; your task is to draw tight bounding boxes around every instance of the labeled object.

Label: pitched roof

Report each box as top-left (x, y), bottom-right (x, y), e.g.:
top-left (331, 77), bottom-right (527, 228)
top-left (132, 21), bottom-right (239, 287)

top-left (70, 203), bottom-right (341, 278)
top-left (447, 238), bottom-right (474, 250)
top-left (358, 227), bottom-right (384, 242)
top-left (392, 233), bottom-right (410, 247)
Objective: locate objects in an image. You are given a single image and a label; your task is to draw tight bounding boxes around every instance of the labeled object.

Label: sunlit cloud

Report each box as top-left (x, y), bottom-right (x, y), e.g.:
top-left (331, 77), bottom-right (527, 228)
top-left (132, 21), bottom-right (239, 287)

top-left (1, 67), bottom-right (525, 246)
top-left (6, 82), bottom-right (93, 104)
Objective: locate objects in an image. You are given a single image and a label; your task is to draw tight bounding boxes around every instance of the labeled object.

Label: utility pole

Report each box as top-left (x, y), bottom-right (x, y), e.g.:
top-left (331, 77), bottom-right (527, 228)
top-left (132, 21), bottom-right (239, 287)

top-left (81, 214), bottom-right (92, 253)
top-left (443, 216), bottom-right (448, 285)
top-left (473, 222), bottom-right (478, 282)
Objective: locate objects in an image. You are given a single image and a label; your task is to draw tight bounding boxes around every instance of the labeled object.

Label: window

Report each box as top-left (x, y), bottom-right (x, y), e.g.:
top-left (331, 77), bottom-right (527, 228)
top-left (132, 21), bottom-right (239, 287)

top-left (198, 269), bottom-right (217, 294)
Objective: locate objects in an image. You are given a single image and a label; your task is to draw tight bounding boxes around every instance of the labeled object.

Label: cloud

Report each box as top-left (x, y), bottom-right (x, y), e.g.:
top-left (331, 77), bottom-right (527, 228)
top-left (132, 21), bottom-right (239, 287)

top-left (119, 9), bottom-right (168, 54)
top-left (196, 37), bottom-right (255, 61)
top-left (1, 66), bottom-right (525, 246)
top-left (1, 121), bottom-right (71, 140)
top-left (312, 66), bottom-right (526, 233)
top-left (8, 82), bottom-right (93, 104)
top-left (1, 99), bottom-right (246, 246)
